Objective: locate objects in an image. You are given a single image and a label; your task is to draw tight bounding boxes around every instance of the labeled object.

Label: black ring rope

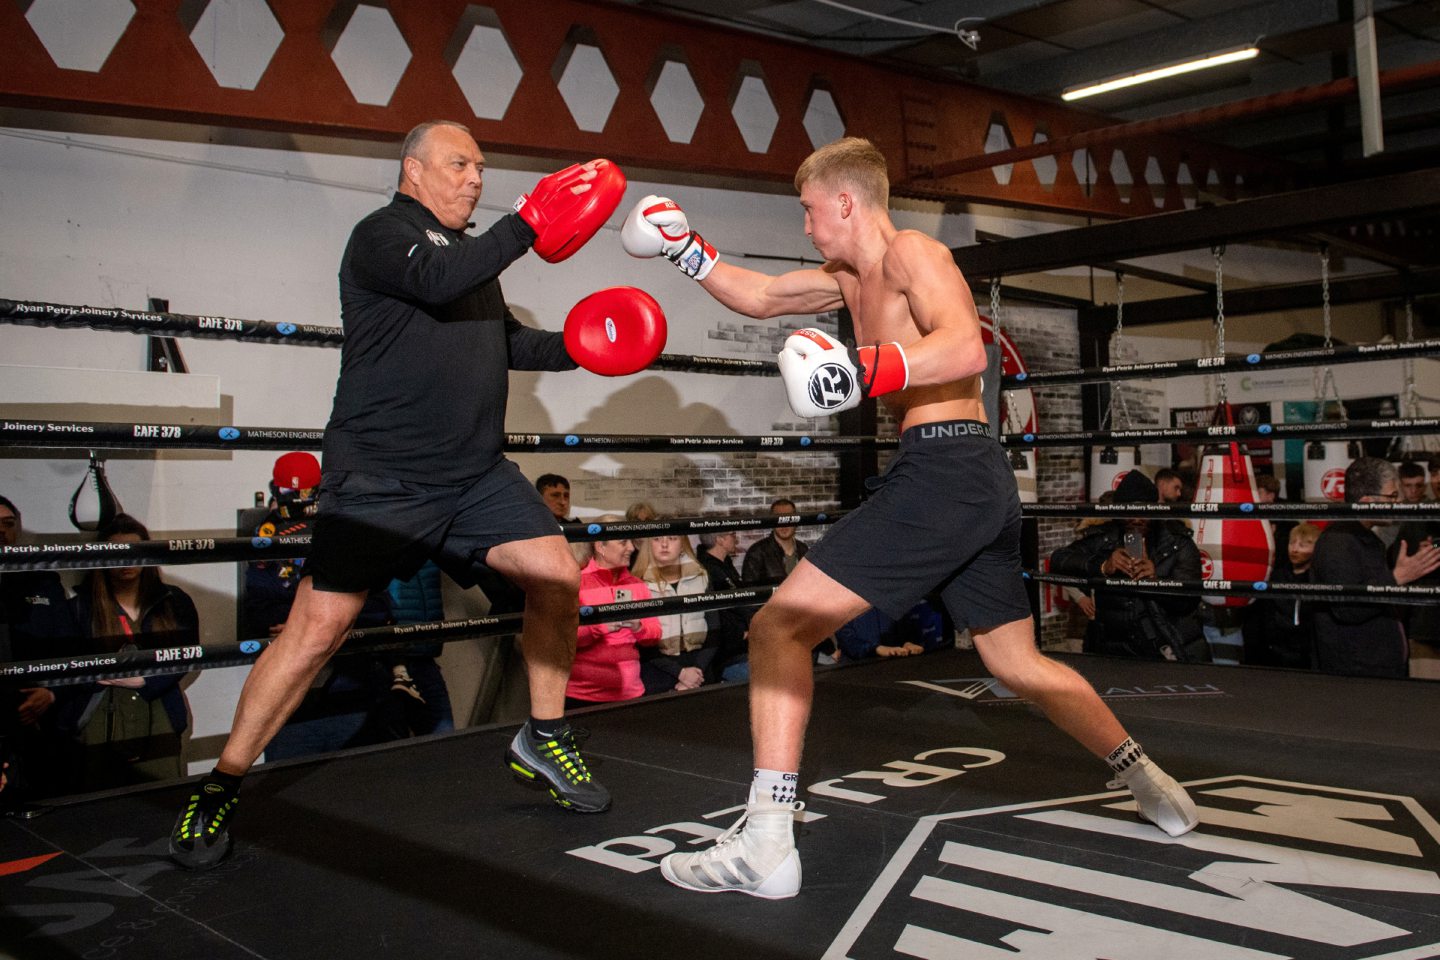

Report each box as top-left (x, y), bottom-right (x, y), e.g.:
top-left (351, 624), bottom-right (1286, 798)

top-left (0, 514), bottom-right (844, 572)
top-left (1, 587), bottom-right (774, 686)
top-left (1021, 502), bottom-right (1440, 520)
top-left (0, 420), bottom-right (895, 453)
top-left (1028, 571), bottom-right (1440, 608)
top-left (0, 298), bottom-right (775, 377)
top-left (1003, 339), bottom-right (1440, 390)
top-left (10, 298), bottom-right (1439, 389)
top-left (14, 505), bottom-right (1440, 573)
top-left (1006, 416), bottom-right (1440, 449)
top-left (4, 417), bottom-right (1437, 454)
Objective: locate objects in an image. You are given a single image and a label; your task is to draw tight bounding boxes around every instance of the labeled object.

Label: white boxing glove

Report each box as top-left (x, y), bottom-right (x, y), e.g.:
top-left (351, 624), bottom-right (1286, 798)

top-left (621, 195), bottom-right (719, 281)
top-left (777, 329), bottom-right (909, 419)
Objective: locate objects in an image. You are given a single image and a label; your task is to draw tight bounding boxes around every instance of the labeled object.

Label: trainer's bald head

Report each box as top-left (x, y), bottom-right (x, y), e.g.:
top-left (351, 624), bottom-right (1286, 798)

top-left (398, 120), bottom-right (473, 186)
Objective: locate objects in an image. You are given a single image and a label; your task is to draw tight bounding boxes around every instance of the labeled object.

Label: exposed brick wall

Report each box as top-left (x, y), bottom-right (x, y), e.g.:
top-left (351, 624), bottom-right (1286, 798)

top-left (994, 305), bottom-right (1084, 650)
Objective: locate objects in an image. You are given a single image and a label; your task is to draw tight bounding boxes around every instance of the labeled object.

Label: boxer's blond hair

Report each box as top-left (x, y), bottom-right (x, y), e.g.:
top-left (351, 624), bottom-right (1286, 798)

top-left (794, 137), bottom-right (889, 209)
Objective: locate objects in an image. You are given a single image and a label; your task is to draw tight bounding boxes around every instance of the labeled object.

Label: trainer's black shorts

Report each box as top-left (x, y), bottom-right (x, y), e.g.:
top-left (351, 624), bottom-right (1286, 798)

top-left (806, 419), bottom-right (1032, 631)
top-left (306, 458), bottom-right (562, 594)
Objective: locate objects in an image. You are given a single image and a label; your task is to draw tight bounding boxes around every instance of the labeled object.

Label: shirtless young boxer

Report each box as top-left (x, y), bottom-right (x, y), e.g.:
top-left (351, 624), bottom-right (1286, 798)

top-left (621, 137), bottom-right (1198, 899)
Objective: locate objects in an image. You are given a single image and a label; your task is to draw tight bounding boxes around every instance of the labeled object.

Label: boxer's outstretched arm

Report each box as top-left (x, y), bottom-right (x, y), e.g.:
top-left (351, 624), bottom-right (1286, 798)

top-left (700, 260), bottom-right (846, 320)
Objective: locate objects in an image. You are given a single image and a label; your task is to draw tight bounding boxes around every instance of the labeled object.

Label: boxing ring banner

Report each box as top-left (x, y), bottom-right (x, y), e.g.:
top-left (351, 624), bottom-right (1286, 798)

top-left (1030, 571), bottom-right (1440, 606)
top-left (0, 420), bottom-right (899, 453)
top-left (1000, 338), bottom-right (1440, 389)
top-left (0, 298), bottom-right (777, 376)
top-left (0, 514), bottom-right (845, 571)
top-left (4, 417), bottom-right (1432, 454)
top-left (1021, 502), bottom-right (1440, 519)
top-left (1006, 416), bottom-right (1440, 448)
top-left (0, 298), bottom-right (345, 346)
top-left (7, 299), bottom-right (1437, 388)
top-left (0, 587), bottom-right (774, 686)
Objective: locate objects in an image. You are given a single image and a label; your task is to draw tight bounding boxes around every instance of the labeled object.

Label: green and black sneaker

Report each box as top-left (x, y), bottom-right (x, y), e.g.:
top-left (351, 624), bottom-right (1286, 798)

top-left (505, 722), bottom-right (611, 813)
top-left (169, 779), bottom-right (239, 870)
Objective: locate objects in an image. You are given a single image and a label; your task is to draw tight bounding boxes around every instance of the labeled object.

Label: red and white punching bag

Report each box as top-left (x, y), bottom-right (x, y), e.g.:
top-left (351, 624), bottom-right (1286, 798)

top-left (979, 315), bottom-right (1038, 503)
top-left (1089, 446), bottom-right (1140, 501)
top-left (1303, 441), bottom-right (1358, 502)
top-left (1194, 425), bottom-right (1274, 606)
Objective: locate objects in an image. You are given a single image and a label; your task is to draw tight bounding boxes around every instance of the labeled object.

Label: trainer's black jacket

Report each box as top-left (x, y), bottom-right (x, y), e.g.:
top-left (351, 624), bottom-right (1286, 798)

top-left (326, 194), bottom-right (576, 485)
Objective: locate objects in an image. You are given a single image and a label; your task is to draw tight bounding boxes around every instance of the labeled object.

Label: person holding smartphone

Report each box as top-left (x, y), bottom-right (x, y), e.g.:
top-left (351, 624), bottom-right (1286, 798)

top-left (566, 517), bottom-right (662, 708)
top-left (1050, 471), bottom-right (1207, 661)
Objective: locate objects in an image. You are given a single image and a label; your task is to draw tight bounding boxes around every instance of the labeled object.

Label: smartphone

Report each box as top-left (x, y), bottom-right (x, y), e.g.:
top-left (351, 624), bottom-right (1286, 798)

top-left (613, 588), bottom-right (632, 602)
top-left (1123, 528), bottom-right (1145, 560)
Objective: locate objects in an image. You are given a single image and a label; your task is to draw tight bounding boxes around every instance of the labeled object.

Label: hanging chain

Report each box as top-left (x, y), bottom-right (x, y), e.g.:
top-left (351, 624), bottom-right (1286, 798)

top-left (1320, 245), bottom-right (1333, 348)
top-left (989, 277), bottom-right (1023, 433)
top-left (989, 276), bottom-right (1002, 339)
top-left (1109, 272), bottom-right (1133, 429)
top-left (1403, 298), bottom-right (1420, 423)
top-left (1213, 245), bottom-right (1227, 406)
top-left (1314, 245), bottom-right (1346, 421)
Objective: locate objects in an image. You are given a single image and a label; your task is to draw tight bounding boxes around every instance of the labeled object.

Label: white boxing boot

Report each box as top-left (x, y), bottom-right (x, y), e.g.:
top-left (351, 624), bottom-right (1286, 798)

top-left (660, 797), bottom-right (803, 899)
top-left (1111, 755), bottom-right (1199, 837)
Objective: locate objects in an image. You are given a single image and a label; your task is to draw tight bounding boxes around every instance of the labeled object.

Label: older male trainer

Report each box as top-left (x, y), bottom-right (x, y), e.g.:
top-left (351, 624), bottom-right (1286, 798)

top-left (171, 121), bottom-right (664, 869)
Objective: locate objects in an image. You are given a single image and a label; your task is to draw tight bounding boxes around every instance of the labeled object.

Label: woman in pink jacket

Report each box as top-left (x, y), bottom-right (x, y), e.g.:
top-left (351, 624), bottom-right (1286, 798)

top-left (567, 520), bottom-right (662, 707)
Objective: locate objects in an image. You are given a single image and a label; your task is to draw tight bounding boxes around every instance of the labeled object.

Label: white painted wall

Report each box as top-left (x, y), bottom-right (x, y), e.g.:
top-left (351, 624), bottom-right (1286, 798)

top-left (0, 123), bottom-right (992, 769)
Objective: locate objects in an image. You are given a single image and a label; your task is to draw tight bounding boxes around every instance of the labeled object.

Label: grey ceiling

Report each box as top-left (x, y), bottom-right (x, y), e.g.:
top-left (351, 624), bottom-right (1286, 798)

top-left (625, 0), bottom-right (1440, 180)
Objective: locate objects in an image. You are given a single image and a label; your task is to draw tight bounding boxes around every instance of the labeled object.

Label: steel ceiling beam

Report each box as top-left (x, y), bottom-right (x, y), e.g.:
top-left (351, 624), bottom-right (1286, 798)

top-left (953, 166), bottom-right (1440, 278)
top-left (929, 59), bottom-right (1440, 178)
top-left (0, 0), bottom-right (1285, 217)
top-left (1076, 266), bottom-right (1440, 326)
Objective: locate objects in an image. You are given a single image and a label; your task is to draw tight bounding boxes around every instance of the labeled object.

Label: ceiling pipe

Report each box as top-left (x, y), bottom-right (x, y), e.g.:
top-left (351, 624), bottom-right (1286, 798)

top-left (922, 59), bottom-right (1440, 179)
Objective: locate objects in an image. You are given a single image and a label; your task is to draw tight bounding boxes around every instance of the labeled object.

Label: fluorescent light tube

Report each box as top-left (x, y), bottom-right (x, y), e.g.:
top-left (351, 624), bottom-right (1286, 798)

top-left (1062, 47), bottom-right (1260, 101)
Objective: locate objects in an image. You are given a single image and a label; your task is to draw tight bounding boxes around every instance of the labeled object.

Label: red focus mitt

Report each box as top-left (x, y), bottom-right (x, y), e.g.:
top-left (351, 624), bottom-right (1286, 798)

top-left (514, 159), bottom-right (626, 263)
top-left (564, 287), bottom-right (667, 377)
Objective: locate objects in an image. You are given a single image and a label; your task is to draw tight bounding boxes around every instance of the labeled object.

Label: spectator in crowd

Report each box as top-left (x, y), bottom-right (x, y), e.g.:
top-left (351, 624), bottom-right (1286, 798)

top-left (1312, 457), bottom-right (1440, 677)
top-left (51, 514), bottom-right (197, 792)
top-left (742, 499), bottom-right (808, 586)
top-left (696, 530), bottom-right (751, 682)
top-left (1255, 474), bottom-right (1280, 504)
top-left (1060, 491), bottom-right (1114, 635)
top-left (567, 519), bottom-right (661, 707)
top-left (1, 494), bottom-right (69, 805)
top-left (634, 531), bottom-right (713, 694)
top-left (1154, 468), bottom-right (1186, 505)
top-left (1050, 471), bottom-right (1207, 661)
top-left (1390, 487), bottom-right (1440, 669)
top-left (1242, 523), bottom-right (1319, 668)
top-left (1254, 472), bottom-right (1296, 579)
top-left (383, 560), bottom-right (454, 736)
top-left (834, 601), bottom-right (948, 661)
top-left (626, 502), bottom-right (657, 523)
top-left (536, 474), bottom-right (574, 522)
top-left (1398, 461), bottom-right (1428, 504)
top-left (625, 502), bottom-right (658, 572)
top-left (536, 473), bottom-right (589, 569)
top-left (242, 454), bottom-right (395, 761)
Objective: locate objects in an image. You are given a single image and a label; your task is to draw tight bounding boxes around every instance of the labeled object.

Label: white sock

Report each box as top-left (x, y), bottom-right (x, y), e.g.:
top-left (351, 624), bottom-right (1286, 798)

top-left (1106, 737), bottom-right (1144, 775)
top-left (750, 768), bottom-right (798, 805)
